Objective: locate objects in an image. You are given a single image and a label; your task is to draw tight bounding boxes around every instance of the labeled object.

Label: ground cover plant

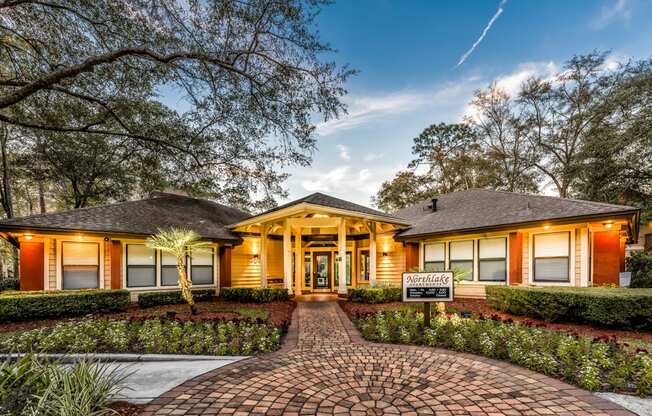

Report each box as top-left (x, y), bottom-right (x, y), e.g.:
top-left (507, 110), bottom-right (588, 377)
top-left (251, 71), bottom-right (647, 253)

top-left (355, 309), bottom-right (652, 395)
top-left (0, 318), bottom-right (281, 356)
top-left (221, 287), bottom-right (289, 303)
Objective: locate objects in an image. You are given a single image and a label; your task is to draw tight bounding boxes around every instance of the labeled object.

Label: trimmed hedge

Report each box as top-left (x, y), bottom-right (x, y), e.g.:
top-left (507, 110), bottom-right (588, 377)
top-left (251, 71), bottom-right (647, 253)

top-left (0, 278), bottom-right (18, 292)
top-left (220, 287), bottom-right (289, 303)
top-left (137, 289), bottom-right (216, 308)
top-left (486, 286), bottom-right (652, 329)
top-left (348, 287), bottom-right (402, 304)
top-left (0, 289), bottom-right (130, 322)
top-left (628, 251), bottom-right (652, 288)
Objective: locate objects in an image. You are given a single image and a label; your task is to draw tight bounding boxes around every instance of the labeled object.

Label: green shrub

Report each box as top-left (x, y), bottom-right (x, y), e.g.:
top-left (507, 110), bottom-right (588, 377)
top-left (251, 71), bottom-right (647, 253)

top-left (220, 287), bottom-right (289, 303)
top-left (138, 289), bottom-right (216, 308)
top-left (0, 318), bottom-right (282, 356)
top-left (486, 286), bottom-right (652, 329)
top-left (0, 289), bottom-right (130, 322)
top-left (0, 278), bottom-right (18, 292)
top-left (629, 251), bottom-right (652, 288)
top-left (356, 310), bottom-right (652, 395)
top-left (348, 287), bottom-right (402, 304)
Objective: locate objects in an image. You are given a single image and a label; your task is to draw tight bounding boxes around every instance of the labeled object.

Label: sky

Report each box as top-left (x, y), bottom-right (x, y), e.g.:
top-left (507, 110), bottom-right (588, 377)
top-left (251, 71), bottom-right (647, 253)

top-left (166, 0), bottom-right (652, 207)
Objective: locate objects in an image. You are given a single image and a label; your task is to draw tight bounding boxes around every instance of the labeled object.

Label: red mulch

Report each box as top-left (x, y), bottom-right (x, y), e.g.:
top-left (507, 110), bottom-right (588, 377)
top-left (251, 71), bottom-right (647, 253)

top-left (0, 300), bottom-right (296, 334)
top-left (339, 298), bottom-right (652, 343)
top-left (108, 401), bottom-right (144, 416)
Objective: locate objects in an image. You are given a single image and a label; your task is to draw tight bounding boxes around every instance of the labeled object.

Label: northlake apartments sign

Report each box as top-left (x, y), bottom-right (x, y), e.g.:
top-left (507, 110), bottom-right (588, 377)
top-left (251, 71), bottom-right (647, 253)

top-left (402, 271), bottom-right (454, 302)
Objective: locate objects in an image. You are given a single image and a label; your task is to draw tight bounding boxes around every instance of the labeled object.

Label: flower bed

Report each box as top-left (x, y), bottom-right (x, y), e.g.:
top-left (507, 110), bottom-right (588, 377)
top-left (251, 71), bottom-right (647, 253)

top-left (356, 309), bottom-right (652, 395)
top-left (0, 318), bottom-right (281, 355)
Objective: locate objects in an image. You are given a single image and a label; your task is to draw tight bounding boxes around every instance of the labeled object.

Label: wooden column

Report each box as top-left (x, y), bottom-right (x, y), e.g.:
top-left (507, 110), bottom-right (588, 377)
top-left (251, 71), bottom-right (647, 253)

top-left (369, 222), bottom-right (377, 287)
top-left (283, 219), bottom-right (292, 294)
top-left (19, 241), bottom-right (44, 291)
top-left (338, 218), bottom-right (347, 295)
top-left (294, 228), bottom-right (302, 296)
top-left (110, 241), bottom-right (122, 289)
top-left (405, 242), bottom-right (419, 272)
top-left (219, 246), bottom-right (232, 288)
top-left (260, 224), bottom-right (268, 288)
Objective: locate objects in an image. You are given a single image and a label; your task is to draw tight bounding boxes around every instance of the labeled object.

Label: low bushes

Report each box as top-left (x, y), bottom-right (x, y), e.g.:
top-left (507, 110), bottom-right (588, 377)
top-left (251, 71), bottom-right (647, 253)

top-left (356, 310), bottom-right (652, 395)
top-left (347, 287), bottom-right (402, 304)
top-left (486, 286), bottom-right (652, 329)
top-left (629, 251), bottom-right (652, 288)
top-left (0, 278), bottom-right (18, 292)
top-left (0, 289), bottom-right (130, 322)
top-left (138, 289), bottom-right (216, 308)
top-left (220, 287), bottom-right (289, 303)
top-left (0, 318), bottom-right (281, 355)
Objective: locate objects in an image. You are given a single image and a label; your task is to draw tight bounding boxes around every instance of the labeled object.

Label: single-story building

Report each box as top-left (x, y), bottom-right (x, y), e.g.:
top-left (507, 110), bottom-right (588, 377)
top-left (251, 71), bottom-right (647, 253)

top-left (0, 189), bottom-right (641, 298)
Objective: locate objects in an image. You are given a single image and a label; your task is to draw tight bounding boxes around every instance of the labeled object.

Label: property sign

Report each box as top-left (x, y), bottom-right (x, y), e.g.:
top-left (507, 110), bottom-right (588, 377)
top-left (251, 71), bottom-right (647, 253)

top-left (402, 271), bottom-right (454, 302)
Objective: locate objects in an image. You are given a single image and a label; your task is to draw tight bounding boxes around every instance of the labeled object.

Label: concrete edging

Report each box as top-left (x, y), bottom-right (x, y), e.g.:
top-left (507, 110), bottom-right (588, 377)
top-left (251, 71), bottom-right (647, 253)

top-left (0, 353), bottom-right (249, 363)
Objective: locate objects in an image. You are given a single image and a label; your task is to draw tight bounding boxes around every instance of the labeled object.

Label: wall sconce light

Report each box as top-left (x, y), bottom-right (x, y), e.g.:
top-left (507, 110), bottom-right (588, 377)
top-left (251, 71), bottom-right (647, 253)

top-left (603, 222), bottom-right (613, 229)
top-left (382, 251), bottom-right (388, 257)
top-left (543, 225), bottom-right (550, 231)
top-left (76, 234), bottom-right (83, 240)
top-left (251, 254), bottom-right (259, 264)
top-left (24, 234), bottom-right (33, 240)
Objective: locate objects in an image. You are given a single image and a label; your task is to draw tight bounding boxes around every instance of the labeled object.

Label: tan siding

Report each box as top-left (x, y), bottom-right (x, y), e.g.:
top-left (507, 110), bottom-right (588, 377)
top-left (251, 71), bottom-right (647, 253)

top-left (231, 237), bottom-right (261, 288)
top-left (522, 234), bottom-right (529, 284)
top-left (104, 241), bottom-right (111, 289)
top-left (266, 239), bottom-right (283, 278)
top-left (455, 284), bottom-right (487, 299)
top-left (376, 235), bottom-right (404, 287)
top-left (48, 238), bottom-right (56, 290)
top-left (575, 228), bottom-right (582, 287)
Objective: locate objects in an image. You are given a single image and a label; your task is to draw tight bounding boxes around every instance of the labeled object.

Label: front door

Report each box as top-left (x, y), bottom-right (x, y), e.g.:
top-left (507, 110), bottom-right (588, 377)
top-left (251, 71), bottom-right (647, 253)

top-left (312, 252), bottom-right (331, 289)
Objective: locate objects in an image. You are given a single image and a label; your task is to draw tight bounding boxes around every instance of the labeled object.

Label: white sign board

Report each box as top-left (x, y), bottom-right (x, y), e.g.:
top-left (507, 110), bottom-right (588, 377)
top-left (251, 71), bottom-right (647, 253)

top-left (402, 271), bottom-right (454, 302)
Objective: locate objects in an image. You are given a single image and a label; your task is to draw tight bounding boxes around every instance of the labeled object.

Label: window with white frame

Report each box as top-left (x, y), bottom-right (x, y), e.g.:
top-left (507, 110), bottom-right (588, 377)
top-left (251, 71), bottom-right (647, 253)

top-left (424, 243), bottom-right (445, 272)
top-left (478, 237), bottom-right (507, 281)
top-left (62, 242), bottom-right (99, 289)
top-left (533, 232), bottom-right (570, 282)
top-left (190, 248), bottom-right (214, 285)
top-left (126, 244), bottom-right (156, 287)
top-left (161, 251), bottom-right (178, 286)
top-left (449, 240), bottom-right (473, 281)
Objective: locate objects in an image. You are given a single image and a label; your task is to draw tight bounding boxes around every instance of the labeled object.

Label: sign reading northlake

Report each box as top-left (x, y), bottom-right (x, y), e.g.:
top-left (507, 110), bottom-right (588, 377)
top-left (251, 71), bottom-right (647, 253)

top-left (401, 271), bottom-right (454, 302)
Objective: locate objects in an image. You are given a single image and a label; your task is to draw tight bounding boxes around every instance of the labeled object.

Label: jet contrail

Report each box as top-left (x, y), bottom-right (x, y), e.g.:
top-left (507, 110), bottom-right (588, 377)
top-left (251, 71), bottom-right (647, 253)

top-left (457, 0), bottom-right (507, 67)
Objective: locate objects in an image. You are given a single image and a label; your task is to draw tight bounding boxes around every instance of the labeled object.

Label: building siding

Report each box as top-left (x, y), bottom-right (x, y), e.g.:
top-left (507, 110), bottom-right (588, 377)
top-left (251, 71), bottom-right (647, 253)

top-left (48, 238), bottom-right (56, 290)
top-left (231, 237), bottom-right (262, 288)
top-left (376, 235), bottom-right (404, 286)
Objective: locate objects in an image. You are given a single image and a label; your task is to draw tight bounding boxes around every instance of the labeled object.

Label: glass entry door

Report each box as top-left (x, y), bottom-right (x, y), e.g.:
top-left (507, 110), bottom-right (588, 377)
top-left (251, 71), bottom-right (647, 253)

top-left (312, 252), bottom-right (331, 289)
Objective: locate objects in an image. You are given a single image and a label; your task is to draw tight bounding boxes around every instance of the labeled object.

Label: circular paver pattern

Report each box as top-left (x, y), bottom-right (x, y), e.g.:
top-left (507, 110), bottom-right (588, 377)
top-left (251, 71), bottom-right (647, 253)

top-left (140, 301), bottom-right (632, 415)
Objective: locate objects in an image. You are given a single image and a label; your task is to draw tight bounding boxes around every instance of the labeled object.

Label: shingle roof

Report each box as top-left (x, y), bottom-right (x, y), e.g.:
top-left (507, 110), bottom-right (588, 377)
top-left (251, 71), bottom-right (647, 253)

top-left (0, 192), bottom-right (251, 242)
top-left (395, 189), bottom-right (639, 239)
top-left (247, 192), bottom-right (408, 223)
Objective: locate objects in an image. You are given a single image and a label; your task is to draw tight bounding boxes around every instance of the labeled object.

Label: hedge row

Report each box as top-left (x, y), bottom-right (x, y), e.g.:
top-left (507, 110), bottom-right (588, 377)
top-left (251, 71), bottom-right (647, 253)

top-left (486, 286), bottom-right (652, 329)
top-left (137, 289), bottom-right (216, 308)
top-left (0, 278), bottom-right (18, 292)
top-left (0, 289), bottom-right (130, 322)
top-left (348, 287), bottom-right (402, 304)
top-left (628, 251), bottom-right (652, 288)
top-left (220, 287), bottom-right (289, 303)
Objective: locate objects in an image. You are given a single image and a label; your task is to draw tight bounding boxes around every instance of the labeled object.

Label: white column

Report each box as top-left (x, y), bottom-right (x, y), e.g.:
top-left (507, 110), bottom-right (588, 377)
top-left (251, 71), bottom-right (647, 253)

top-left (369, 221), bottom-right (377, 287)
top-left (580, 227), bottom-right (589, 287)
top-left (338, 218), bottom-right (347, 295)
top-left (295, 228), bottom-right (302, 296)
top-left (260, 224), bottom-right (268, 288)
top-left (283, 219), bottom-right (292, 295)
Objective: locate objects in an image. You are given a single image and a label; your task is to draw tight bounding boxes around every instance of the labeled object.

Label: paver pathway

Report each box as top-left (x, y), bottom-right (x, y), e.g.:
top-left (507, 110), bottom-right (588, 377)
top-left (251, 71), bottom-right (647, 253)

top-left (141, 301), bottom-right (632, 415)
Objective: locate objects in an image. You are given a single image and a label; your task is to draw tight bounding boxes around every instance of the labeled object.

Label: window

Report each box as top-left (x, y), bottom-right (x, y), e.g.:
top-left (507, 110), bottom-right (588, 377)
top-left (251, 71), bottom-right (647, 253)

top-left (126, 244), bottom-right (156, 287)
top-left (478, 238), bottom-right (506, 281)
top-left (161, 251), bottom-right (178, 286)
top-left (360, 250), bottom-right (370, 281)
top-left (62, 242), bottom-right (99, 289)
top-left (424, 243), bottom-right (445, 272)
top-left (190, 248), bottom-right (214, 285)
top-left (533, 232), bottom-right (570, 282)
top-left (304, 253), bottom-right (312, 287)
top-left (334, 252), bottom-right (352, 286)
top-left (449, 240), bottom-right (473, 281)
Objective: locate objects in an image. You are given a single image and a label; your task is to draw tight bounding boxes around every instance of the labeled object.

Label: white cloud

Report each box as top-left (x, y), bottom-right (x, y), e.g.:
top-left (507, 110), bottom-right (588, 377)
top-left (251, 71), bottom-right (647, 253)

top-left (336, 144), bottom-right (350, 161)
top-left (363, 152), bottom-right (384, 162)
top-left (591, 0), bottom-right (633, 30)
top-left (457, 0), bottom-right (508, 67)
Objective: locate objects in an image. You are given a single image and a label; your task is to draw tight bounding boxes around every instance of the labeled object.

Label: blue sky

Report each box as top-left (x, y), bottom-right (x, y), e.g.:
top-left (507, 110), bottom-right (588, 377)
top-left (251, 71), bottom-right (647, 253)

top-left (168, 0), bottom-right (652, 206)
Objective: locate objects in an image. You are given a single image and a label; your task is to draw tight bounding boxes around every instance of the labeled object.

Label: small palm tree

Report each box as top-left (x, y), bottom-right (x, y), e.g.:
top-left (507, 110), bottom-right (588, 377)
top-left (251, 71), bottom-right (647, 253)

top-left (146, 227), bottom-right (212, 315)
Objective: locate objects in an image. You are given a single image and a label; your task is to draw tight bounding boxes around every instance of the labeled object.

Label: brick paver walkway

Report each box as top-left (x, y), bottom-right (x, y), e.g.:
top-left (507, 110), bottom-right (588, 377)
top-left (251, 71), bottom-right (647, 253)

top-left (141, 301), bottom-right (632, 415)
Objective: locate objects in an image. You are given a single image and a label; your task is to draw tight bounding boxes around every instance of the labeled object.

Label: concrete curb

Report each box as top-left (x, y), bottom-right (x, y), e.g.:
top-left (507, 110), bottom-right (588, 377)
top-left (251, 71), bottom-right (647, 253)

top-left (0, 353), bottom-right (249, 363)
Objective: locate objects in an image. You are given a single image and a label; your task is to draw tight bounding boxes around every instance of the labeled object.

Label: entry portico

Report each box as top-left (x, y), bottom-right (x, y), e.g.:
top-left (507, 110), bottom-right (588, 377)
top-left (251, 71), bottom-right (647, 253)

top-left (229, 193), bottom-right (410, 295)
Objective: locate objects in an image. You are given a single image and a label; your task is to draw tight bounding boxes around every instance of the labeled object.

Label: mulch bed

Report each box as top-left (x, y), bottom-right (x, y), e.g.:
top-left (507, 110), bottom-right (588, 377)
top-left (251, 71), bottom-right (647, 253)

top-left (108, 401), bottom-right (145, 416)
top-left (339, 298), bottom-right (652, 343)
top-left (0, 300), bottom-right (296, 334)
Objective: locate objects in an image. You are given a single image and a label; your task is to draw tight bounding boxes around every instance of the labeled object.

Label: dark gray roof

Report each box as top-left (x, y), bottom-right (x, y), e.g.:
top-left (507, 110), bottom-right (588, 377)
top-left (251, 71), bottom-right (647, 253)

top-left (395, 189), bottom-right (639, 239)
top-left (248, 192), bottom-right (407, 223)
top-left (0, 192), bottom-right (251, 242)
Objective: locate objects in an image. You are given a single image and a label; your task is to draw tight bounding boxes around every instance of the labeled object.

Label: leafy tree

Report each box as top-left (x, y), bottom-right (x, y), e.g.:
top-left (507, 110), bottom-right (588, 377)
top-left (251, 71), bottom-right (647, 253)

top-left (372, 171), bottom-right (437, 212)
top-left (146, 227), bottom-right (212, 315)
top-left (0, 0), bottom-right (354, 209)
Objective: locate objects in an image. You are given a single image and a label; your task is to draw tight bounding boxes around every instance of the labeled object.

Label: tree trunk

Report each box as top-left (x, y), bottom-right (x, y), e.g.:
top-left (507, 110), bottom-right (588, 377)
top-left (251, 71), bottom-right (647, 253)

top-left (177, 258), bottom-right (197, 315)
top-left (0, 126), bottom-right (14, 218)
top-left (38, 180), bottom-right (46, 213)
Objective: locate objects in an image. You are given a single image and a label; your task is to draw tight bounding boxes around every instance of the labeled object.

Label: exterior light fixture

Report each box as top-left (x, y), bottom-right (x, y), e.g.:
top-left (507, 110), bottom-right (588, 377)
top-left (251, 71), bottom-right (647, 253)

top-left (76, 234), bottom-right (83, 240)
top-left (603, 222), bottom-right (613, 229)
top-left (24, 234), bottom-right (33, 240)
top-left (382, 252), bottom-right (388, 257)
top-left (543, 225), bottom-right (550, 231)
top-left (251, 254), bottom-right (260, 264)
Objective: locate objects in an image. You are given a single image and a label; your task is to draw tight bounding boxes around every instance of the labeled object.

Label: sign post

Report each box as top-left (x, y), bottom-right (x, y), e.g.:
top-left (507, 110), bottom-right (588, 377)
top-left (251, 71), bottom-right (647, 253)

top-left (402, 271), bottom-right (454, 328)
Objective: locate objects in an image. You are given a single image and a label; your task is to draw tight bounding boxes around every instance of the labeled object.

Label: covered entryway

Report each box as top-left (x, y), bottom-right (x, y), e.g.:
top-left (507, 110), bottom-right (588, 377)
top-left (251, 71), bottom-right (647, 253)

top-left (229, 193), bottom-right (410, 295)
